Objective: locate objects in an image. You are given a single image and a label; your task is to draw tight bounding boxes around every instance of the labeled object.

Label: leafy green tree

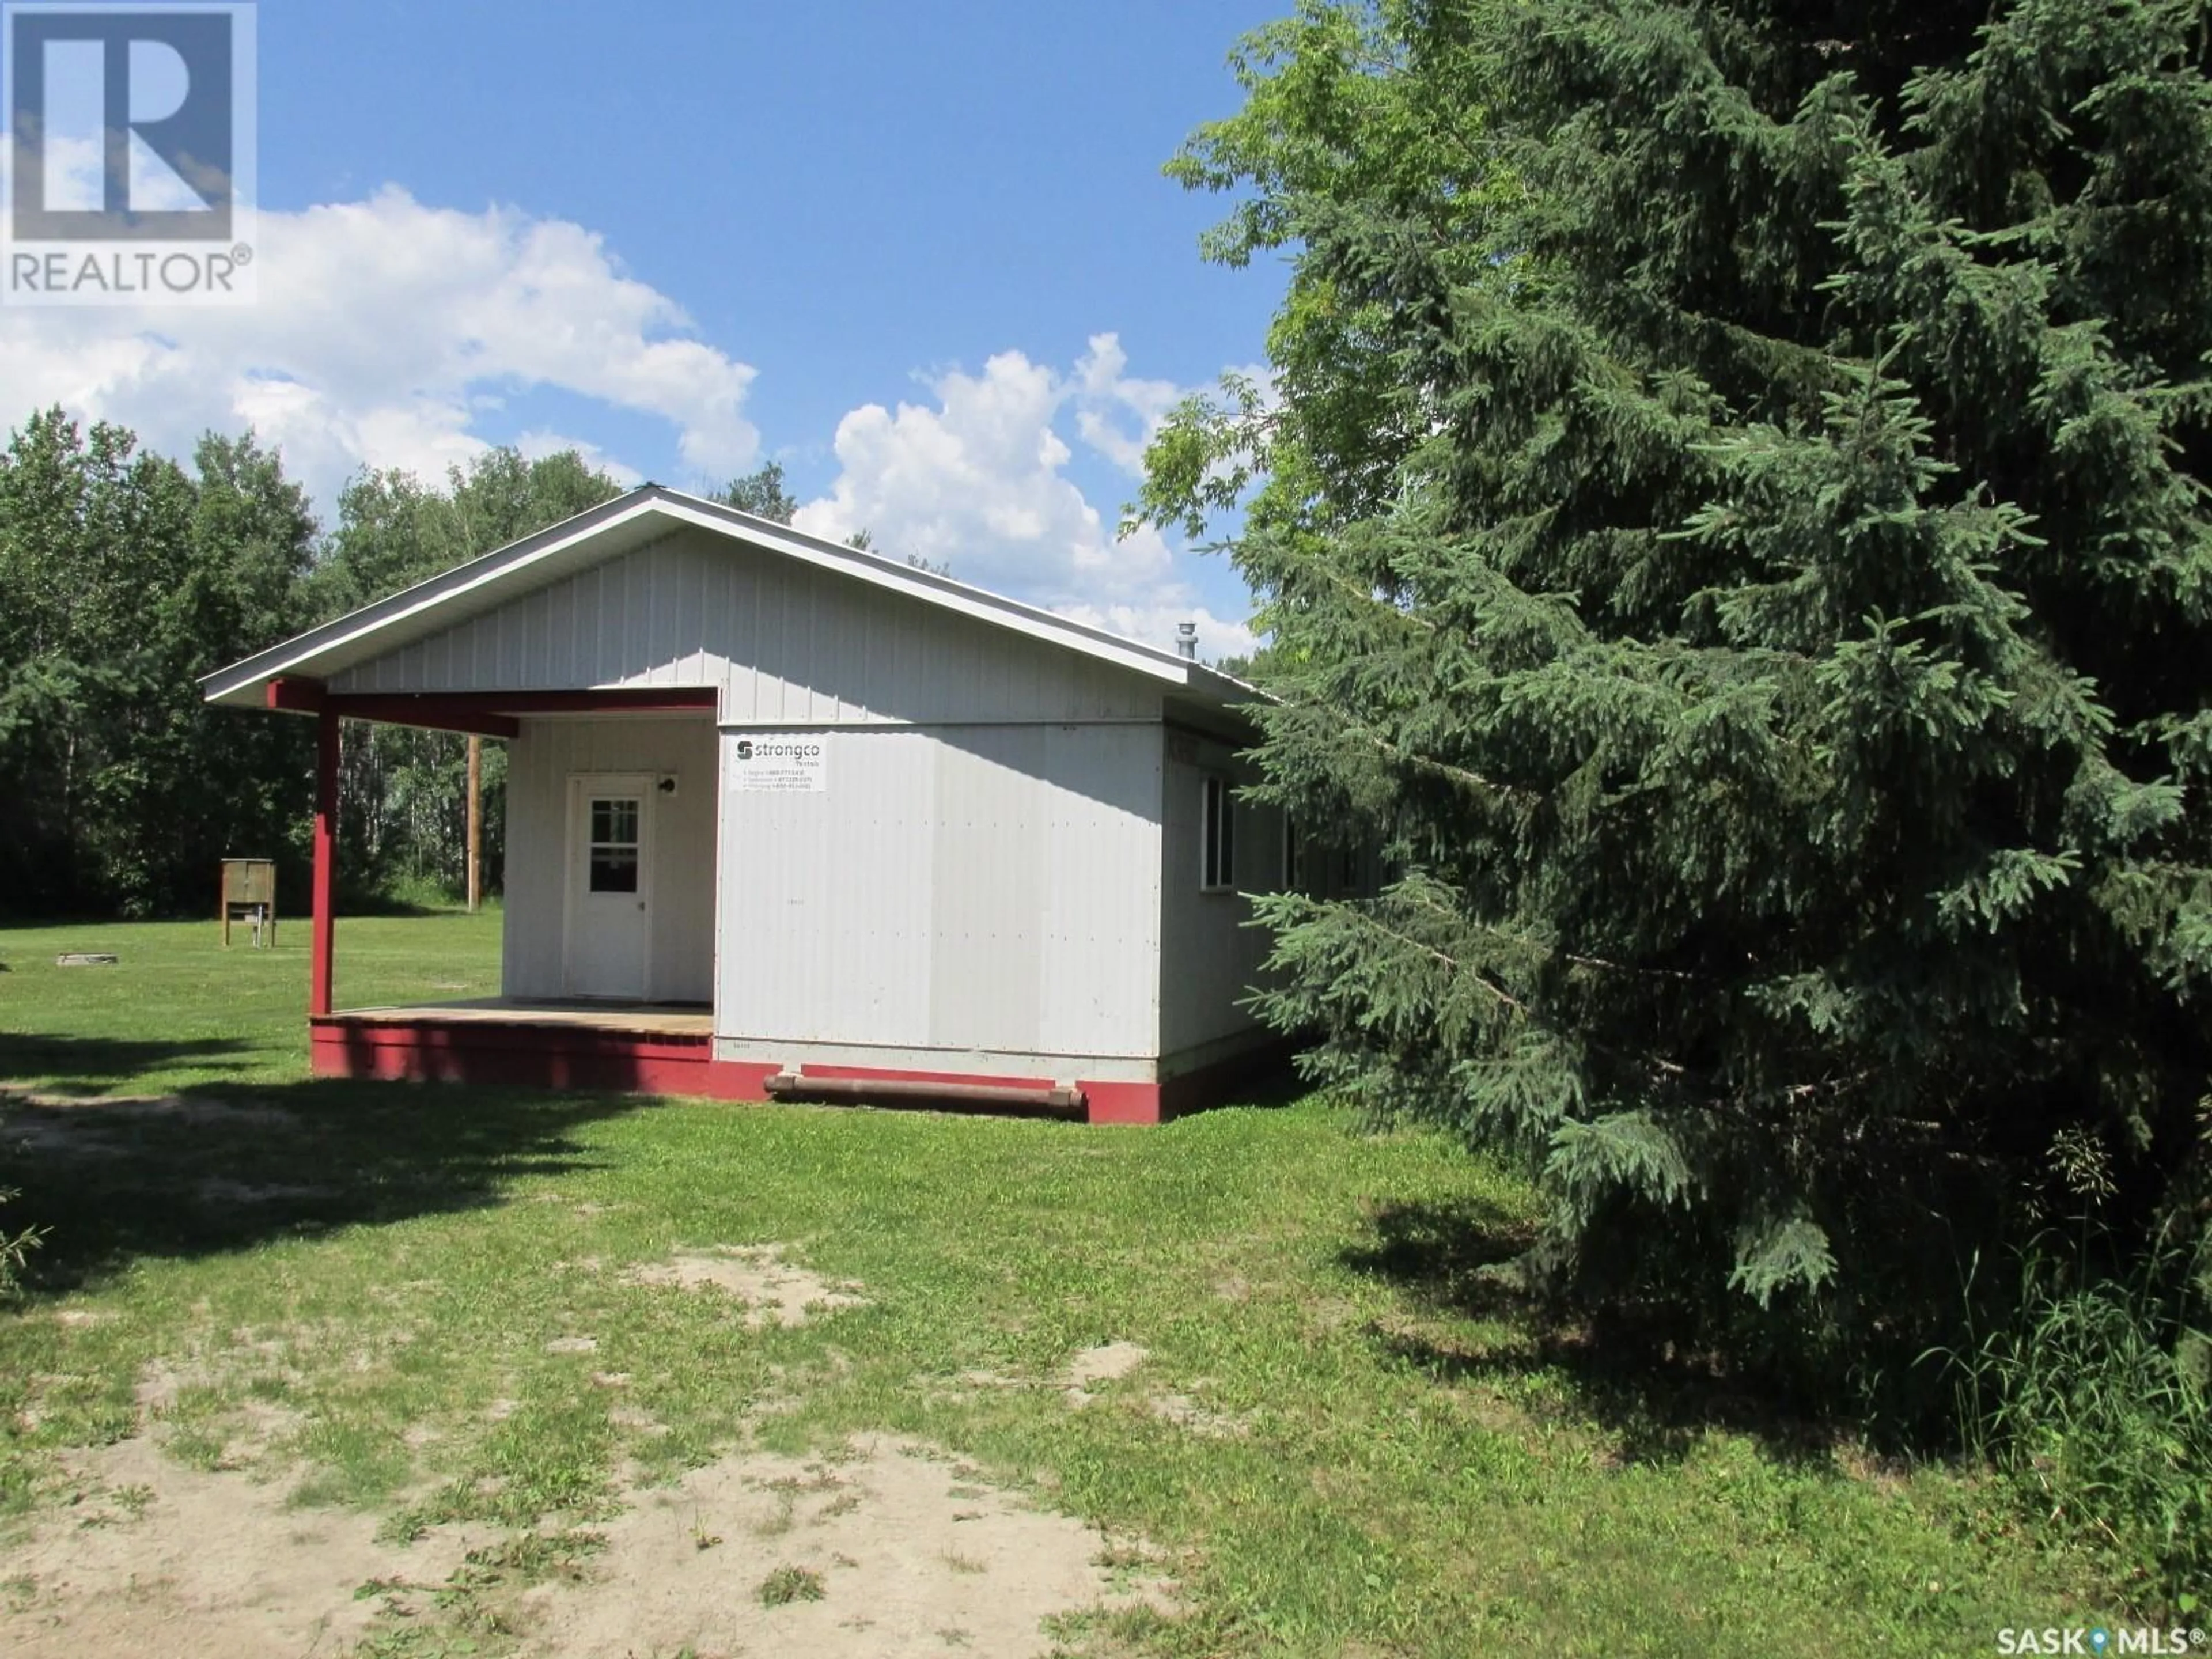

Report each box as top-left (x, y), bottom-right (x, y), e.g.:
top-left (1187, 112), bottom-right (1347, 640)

top-left (717, 460), bottom-right (801, 523)
top-left (1146, 0), bottom-right (2212, 1406)
top-left (313, 448), bottom-right (625, 902)
top-left (718, 460), bottom-right (895, 562)
top-left (0, 411), bottom-right (316, 915)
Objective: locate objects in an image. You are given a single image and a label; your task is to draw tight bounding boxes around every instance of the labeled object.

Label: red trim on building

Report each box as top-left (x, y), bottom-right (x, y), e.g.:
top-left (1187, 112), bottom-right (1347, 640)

top-left (310, 706), bottom-right (339, 1018)
top-left (310, 1018), bottom-right (776, 1101)
top-left (329, 698), bottom-right (521, 738)
top-left (357, 688), bottom-right (719, 715)
top-left (306, 1017), bottom-right (1292, 1124)
top-left (264, 680), bottom-right (717, 738)
top-left (1080, 1081), bottom-right (1164, 1126)
top-left (268, 675), bottom-right (327, 713)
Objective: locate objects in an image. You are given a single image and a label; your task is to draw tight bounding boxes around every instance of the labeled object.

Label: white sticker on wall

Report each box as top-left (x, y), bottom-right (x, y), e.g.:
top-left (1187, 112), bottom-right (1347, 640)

top-left (728, 733), bottom-right (828, 793)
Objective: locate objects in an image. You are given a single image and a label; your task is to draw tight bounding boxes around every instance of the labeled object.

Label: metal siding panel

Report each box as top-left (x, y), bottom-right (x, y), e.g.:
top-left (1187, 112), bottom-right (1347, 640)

top-left (321, 527), bottom-right (1173, 725)
top-left (717, 729), bottom-right (932, 1046)
top-left (649, 546), bottom-right (672, 683)
top-left (600, 550), bottom-right (626, 683)
top-left (927, 731), bottom-right (1046, 1048)
top-left (540, 586), bottom-right (562, 685)
top-left (756, 556), bottom-right (789, 721)
top-left (679, 541), bottom-right (709, 684)
top-left (1036, 724), bottom-right (1162, 1056)
top-left (713, 724), bottom-right (1162, 1061)
top-left (728, 545), bottom-right (757, 720)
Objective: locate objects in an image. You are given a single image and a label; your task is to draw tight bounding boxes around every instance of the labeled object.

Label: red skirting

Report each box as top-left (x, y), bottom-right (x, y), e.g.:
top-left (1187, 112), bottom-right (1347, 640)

top-left (309, 1019), bottom-right (1291, 1125)
top-left (310, 1018), bottom-right (773, 1101)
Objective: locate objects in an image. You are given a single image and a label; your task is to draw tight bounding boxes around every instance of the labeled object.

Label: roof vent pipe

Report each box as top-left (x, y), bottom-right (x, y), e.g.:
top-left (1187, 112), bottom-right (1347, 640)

top-left (1175, 622), bottom-right (1199, 661)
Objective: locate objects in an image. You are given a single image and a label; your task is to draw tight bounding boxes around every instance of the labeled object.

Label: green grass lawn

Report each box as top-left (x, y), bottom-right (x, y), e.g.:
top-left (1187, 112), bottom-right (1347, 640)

top-left (0, 909), bottom-right (505, 1093)
top-left (0, 914), bottom-right (2105, 1656)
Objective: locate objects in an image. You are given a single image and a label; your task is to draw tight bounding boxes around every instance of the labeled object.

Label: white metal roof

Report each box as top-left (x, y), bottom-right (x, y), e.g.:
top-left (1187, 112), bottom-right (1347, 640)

top-left (201, 484), bottom-right (1259, 711)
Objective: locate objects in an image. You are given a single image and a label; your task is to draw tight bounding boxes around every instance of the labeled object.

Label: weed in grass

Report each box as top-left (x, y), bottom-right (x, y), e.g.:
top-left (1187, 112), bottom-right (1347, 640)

top-left (104, 1481), bottom-right (154, 1517)
top-left (756, 1563), bottom-right (826, 1606)
top-left (751, 1505), bottom-right (794, 1539)
top-left (937, 1624), bottom-right (973, 1647)
top-left (460, 1528), bottom-right (607, 1588)
top-left (1933, 1226), bottom-right (2212, 1601)
top-left (940, 1547), bottom-right (986, 1575)
top-left (161, 1423), bottom-right (227, 1470)
top-left (690, 1512), bottom-right (722, 1551)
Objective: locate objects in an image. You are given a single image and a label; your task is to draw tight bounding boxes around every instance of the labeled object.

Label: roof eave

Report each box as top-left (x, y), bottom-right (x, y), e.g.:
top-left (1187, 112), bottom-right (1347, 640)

top-left (201, 484), bottom-right (1251, 710)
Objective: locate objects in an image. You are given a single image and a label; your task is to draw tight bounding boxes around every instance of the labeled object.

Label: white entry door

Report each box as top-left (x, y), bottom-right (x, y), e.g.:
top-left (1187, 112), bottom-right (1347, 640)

top-left (564, 775), bottom-right (652, 1000)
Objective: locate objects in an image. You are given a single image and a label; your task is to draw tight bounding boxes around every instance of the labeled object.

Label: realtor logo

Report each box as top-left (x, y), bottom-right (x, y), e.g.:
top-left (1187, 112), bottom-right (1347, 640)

top-left (4, 2), bottom-right (257, 305)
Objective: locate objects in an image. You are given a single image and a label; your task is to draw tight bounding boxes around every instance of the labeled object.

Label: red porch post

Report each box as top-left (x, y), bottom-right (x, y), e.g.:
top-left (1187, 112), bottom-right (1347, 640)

top-left (311, 706), bottom-right (339, 1017)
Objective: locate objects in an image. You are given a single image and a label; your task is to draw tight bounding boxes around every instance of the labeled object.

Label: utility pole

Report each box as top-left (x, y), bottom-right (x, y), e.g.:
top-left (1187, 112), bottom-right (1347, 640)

top-left (466, 735), bottom-right (483, 914)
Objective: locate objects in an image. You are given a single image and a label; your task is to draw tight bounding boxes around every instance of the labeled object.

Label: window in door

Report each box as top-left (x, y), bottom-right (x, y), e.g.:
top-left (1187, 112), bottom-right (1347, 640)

top-left (588, 797), bottom-right (641, 893)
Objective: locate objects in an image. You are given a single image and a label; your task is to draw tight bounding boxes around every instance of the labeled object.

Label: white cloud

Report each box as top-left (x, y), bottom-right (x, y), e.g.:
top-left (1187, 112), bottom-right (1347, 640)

top-left (0, 185), bottom-right (758, 508)
top-left (1057, 602), bottom-right (1261, 668)
top-left (0, 177), bottom-right (1256, 659)
top-left (1071, 331), bottom-right (1184, 475)
top-left (513, 429), bottom-right (645, 487)
top-left (792, 338), bottom-right (1253, 657)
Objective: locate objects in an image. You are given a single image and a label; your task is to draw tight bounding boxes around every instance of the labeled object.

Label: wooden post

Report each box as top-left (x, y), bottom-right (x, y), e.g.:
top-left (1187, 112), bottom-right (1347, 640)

top-left (312, 707), bottom-right (339, 1018)
top-left (466, 735), bottom-right (483, 914)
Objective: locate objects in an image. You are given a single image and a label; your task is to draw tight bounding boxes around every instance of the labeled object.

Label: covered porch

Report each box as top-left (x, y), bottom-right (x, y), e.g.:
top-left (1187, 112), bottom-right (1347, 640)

top-left (309, 998), bottom-right (763, 1099)
top-left (283, 679), bottom-right (737, 1093)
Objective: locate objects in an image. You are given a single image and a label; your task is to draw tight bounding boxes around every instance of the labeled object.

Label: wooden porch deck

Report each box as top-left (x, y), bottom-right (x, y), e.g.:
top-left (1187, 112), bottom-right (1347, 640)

top-left (325, 998), bottom-right (715, 1037)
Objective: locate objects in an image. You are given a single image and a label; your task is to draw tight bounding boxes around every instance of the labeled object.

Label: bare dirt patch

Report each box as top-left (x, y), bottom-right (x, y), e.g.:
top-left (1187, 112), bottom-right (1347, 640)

top-left (0, 1437), bottom-right (484, 1659)
top-left (624, 1244), bottom-right (868, 1328)
top-left (1062, 1340), bottom-right (1149, 1406)
top-left (513, 1436), bottom-right (1171, 1658)
top-left (1148, 1391), bottom-right (1251, 1439)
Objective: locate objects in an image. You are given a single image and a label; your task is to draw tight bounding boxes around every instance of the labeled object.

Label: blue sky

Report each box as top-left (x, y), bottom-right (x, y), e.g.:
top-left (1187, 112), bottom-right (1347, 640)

top-left (6, 0), bottom-right (1291, 656)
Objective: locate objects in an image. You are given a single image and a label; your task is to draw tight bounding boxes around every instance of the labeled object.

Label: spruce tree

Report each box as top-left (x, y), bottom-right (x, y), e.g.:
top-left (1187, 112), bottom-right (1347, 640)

top-left (1148, 0), bottom-right (2212, 1395)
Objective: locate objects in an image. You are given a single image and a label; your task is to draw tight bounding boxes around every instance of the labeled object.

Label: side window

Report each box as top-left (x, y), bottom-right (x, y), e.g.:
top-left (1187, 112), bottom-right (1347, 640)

top-left (1201, 775), bottom-right (1236, 892)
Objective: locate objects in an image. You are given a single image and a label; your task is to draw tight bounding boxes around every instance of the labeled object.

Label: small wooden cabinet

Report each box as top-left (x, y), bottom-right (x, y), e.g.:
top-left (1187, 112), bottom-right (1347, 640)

top-left (220, 858), bottom-right (278, 947)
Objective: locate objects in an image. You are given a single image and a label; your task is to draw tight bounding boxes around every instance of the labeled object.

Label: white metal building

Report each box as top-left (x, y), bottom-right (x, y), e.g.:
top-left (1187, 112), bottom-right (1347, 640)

top-left (203, 486), bottom-right (1283, 1122)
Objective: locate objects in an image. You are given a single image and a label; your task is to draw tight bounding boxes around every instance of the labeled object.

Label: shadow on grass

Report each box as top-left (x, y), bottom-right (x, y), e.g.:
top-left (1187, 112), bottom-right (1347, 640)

top-left (335, 893), bottom-right (453, 918)
top-left (0, 1032), bottom-right (264, 1099)
top-left (1343, 1198), bottom-right (1841, 1469)
top-left (0, 1074), bottom-right (650, 1298)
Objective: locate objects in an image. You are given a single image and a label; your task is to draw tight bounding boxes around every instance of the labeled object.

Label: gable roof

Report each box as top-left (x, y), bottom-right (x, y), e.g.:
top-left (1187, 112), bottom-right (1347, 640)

top-left (202, 484), bottom-right (1256, 710)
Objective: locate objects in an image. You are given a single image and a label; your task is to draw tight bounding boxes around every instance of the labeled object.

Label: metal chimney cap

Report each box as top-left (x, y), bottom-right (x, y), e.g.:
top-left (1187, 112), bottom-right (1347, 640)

top-left (1175, 621), bottom-right (1199, 660)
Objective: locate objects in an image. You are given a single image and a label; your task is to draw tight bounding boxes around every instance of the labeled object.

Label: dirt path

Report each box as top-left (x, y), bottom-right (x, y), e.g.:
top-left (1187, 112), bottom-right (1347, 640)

top-left (0, 1432), bottom-right (1168, 1657)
